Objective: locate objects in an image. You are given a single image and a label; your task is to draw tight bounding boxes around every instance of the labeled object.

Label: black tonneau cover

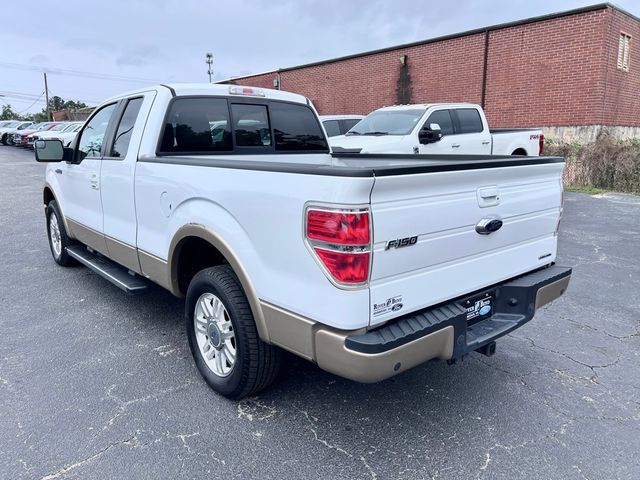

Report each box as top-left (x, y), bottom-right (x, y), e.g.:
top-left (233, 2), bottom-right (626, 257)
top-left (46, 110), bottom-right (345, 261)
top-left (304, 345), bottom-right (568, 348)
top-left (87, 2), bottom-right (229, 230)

top-left (140, 153), bottom-right (564, 178)
top-left (330, 153), bottom-right (564, 177)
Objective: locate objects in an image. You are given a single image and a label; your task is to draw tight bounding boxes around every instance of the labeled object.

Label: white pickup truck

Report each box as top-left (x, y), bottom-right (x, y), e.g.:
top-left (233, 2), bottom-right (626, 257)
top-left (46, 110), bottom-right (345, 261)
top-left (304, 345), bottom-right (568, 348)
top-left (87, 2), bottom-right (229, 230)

top-left (330, 103), bottom-right (544, 156)
top-left (35, 84), bottom-right (570, 399)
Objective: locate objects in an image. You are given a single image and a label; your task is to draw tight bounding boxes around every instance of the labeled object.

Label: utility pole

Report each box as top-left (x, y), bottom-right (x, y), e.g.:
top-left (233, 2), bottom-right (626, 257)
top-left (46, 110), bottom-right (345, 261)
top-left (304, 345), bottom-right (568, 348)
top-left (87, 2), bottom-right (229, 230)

top-left (206, 53), bottom-right (214, 83)
top-left (43, 72), bottom-right (51, 121)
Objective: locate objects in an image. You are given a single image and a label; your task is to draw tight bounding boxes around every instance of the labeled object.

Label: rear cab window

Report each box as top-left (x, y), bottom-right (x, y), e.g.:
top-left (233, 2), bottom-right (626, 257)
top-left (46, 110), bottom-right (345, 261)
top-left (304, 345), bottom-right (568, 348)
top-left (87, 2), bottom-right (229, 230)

top-left (158, 97), bottom-right (328, 155)
top-left (454, 108), bottom-right (484, 134)
top-left (323, 120), bottom-right (341, 137)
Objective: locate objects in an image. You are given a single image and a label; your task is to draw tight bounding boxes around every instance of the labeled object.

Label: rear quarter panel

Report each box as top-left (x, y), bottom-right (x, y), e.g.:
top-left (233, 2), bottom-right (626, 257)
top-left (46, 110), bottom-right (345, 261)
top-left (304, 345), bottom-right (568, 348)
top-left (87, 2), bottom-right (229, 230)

top-left (134, 156), bottom-right (375, 330)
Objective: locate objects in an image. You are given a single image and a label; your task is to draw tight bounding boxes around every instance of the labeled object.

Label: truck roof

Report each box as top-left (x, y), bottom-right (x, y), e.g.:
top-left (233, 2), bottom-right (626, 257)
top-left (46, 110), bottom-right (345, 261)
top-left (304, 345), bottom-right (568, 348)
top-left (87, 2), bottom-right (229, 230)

top-left (376, 102), bottom-right (481, 112)
top-left (103, 83), bottom-right (310, 106)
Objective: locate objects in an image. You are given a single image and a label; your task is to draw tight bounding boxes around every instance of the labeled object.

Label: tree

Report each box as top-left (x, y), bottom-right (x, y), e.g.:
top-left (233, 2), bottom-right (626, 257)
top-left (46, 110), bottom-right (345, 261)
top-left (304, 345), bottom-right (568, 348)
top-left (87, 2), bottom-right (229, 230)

top-left (0, 104), bottom-right (22, 120)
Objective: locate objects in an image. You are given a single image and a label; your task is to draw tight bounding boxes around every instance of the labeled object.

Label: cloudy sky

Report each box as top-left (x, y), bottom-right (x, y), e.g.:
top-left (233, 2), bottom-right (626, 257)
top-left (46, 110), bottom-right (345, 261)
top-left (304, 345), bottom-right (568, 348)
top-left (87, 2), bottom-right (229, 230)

top-left (1, 0), bottom-right (638, 114)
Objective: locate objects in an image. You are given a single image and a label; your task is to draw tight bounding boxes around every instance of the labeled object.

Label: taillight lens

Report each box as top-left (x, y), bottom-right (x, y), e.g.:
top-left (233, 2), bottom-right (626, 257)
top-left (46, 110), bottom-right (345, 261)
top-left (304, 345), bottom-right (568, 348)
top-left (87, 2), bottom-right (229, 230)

top-left (314, 249), bottom-right (370, 284)
top-left (539, 133), bottom-right (545, 155)
top-left (307, 210), bottom-right (370, 245)
top-left (305, 207), bottom-right (371, 287)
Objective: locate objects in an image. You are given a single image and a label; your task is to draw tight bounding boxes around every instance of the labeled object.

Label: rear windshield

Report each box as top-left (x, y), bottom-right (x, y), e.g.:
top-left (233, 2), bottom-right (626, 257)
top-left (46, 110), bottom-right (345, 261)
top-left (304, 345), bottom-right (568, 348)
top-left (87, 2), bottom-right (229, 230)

top-left (159, 97), bottom-right (328, 154)
top-left (346, 109), bottom-right (425, 136)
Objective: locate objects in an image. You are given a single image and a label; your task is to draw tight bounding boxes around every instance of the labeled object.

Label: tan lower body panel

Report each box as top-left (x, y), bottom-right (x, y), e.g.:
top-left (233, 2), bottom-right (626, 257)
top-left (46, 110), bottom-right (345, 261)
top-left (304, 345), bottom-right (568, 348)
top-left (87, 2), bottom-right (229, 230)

top-left (260, 300), bottom-right (454, 383)
top-left (67, 219), bottom-right (109, 256)
top-left (105, 236), bottom-right (141, 274)
top-left (535, 275), bottom-right (571, 309)
top-left (314, 326), bottom-right (454, 383)
top-left (138, 249), bottom-right (172, 292)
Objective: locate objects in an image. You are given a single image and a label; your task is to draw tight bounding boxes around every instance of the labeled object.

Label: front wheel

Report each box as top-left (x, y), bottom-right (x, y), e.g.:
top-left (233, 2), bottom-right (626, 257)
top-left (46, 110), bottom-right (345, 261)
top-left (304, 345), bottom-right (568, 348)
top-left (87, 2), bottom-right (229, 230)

top-left (186, 265), bottom-right (281, 399)
top-left (46, 201), bottom-right (76, 266)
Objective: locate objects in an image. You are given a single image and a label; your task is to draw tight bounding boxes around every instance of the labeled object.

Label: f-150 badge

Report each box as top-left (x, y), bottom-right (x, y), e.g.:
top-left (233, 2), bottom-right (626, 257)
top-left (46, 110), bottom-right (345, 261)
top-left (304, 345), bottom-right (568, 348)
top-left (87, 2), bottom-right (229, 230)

top-left (385, 236), bottom-right (418, 250)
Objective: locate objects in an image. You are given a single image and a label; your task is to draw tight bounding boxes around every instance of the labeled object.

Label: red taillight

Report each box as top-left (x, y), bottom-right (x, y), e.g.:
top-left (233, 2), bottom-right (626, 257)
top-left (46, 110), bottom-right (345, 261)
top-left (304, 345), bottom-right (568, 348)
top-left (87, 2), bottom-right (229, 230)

top-left (539, 133), bottom-right (545, 155)
top-left (306, 207), bottom-right (371, 286)
top-left (314, 249), bottom-right (370, 284)
top-left (307, 210), bottom-right (370, 245)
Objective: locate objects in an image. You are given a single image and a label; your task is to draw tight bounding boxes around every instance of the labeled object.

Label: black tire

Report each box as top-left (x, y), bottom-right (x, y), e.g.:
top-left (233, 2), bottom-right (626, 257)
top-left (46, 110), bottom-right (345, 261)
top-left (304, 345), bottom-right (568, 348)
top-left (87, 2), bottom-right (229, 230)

top-left (186, 265), bottom-right (281, 399)
top-left (46, 200), bottom-right (77, 266)
top-left (1, 134), bottom-right (7, 145)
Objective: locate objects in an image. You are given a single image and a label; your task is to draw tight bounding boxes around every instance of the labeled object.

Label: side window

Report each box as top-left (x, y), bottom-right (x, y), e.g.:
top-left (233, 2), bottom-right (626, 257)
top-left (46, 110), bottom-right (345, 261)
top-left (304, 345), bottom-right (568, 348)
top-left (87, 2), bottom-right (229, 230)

top-left (455, 108), bottom-right (484, 134)
top-left (342, 118), bottom-right (362, 133)
top-left (323, 120), bottom-right (341, 137)
top-left (110, 97), bottom-right (143, 158)
top-left (425, 110), bottom-right (454, 135)
top-left (270, 102), bottom-right (329, 151)
top-left (77, 103), bottom-right (117, 160)
top-left (231, 104), bottom-right (271, 147)
top-left (160, 98), bottom-right (232, 153)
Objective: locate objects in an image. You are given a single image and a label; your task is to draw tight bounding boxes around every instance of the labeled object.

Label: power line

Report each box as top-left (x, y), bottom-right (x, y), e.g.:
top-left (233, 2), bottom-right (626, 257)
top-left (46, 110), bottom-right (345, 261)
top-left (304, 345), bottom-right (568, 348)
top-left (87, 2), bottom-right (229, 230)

top-left (0, 89), bottom-right (99, 107)
top-left (0, 61), bottom-right (163, 84)
top-left (15, 91), bottom-right (45, 115)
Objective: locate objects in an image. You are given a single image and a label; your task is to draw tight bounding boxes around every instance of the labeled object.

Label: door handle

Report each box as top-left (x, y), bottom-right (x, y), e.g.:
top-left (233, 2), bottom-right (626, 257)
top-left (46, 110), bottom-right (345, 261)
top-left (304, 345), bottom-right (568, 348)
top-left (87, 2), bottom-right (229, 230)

top-left (55, 169), bottom-right (62, 174)
top-left (482, 140), bottom-right (491, 145)
top-left (451, 144), bottom-right (461, 148)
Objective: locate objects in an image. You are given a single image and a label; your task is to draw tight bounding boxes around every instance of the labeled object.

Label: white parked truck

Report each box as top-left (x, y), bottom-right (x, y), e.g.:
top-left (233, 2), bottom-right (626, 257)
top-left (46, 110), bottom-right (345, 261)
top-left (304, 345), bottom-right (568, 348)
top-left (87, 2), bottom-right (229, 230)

top-left (35, 84), bottom-right (570, 399)
top-left (330, 103), bottom-right (544, 156)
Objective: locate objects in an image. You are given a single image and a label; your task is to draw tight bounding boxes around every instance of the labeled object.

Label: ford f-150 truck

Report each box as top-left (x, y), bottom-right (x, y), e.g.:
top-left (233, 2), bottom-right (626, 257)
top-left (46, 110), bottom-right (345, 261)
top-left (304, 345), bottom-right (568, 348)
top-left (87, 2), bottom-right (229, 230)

top-left (35, 84), bottom-right (570, 399)
top-left (330, 103), bottom-right (544, 156)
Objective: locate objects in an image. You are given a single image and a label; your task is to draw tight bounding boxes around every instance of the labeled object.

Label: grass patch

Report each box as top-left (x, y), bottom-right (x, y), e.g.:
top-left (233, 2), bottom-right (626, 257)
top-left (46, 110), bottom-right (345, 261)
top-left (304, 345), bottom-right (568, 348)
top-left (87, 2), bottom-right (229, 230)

top-left (564, 185), bottom-right (608, 195)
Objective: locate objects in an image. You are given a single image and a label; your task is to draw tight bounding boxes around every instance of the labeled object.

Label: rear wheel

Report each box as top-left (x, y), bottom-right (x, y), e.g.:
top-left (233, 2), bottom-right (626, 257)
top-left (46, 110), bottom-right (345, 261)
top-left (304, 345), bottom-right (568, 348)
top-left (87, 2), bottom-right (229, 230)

top-left (46, 201), bottom-right (76, 266)
top-left (186, 265), bottom-right (281, 399)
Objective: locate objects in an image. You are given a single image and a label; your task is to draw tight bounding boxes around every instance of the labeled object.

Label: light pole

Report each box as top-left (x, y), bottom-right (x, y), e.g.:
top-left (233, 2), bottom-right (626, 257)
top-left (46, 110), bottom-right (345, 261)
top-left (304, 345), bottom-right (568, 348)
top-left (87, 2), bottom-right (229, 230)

top-left (206, 53), bottom-right (214, 83)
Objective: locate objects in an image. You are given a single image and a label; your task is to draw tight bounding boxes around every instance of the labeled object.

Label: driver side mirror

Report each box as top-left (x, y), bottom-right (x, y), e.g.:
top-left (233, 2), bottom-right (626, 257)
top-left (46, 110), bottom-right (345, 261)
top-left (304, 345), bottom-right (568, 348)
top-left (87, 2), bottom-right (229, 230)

top-left (35, 139), bottom-right (72, 163)
top-left (418, 123), bottom-right (443, 145)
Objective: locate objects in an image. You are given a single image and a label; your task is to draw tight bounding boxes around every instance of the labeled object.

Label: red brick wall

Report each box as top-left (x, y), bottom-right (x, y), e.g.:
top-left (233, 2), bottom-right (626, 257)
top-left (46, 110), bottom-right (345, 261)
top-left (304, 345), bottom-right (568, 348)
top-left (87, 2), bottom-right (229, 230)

top-left (233, 6), bottom-right (640, 128)
top-left (601, 9), bottom-right (640, 126)
top-left (484, 9), bottom-right (609, 127)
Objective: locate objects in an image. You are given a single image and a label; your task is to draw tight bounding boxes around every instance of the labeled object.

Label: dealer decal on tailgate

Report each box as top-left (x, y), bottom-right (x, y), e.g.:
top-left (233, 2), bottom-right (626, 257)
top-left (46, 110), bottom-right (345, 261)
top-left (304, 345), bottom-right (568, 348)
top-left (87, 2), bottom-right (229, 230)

top-left (373, 295), bottom-right (403, 317)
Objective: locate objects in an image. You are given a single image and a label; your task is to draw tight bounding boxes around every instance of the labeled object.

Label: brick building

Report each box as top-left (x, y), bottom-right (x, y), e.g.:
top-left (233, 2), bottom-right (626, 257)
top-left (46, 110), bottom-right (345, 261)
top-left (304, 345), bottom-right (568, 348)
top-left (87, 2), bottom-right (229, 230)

top-left (225, 3), bottom-right (639, 142)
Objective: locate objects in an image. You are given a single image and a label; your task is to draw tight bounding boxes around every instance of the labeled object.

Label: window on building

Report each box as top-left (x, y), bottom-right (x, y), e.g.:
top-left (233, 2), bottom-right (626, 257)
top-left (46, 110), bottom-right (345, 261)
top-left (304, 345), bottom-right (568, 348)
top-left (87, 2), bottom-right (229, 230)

top-left (617, 32), bottom-right (631, 72)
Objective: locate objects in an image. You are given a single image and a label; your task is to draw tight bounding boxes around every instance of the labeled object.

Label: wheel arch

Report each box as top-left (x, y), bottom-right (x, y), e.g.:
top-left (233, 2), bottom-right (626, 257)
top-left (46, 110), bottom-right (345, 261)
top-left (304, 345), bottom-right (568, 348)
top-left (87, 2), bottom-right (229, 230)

top-left (511, 147), bottom-right (528, 156)
top-left (43, 183), bottom-right (74, 239)
top-left (168, 224), bottom-right (270, 343)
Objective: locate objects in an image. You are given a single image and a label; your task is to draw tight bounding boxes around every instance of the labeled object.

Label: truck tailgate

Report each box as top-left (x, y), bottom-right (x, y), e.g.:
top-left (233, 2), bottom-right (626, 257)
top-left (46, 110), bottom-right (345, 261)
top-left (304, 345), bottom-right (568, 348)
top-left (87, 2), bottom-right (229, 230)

top-left (368, 161), bottom-right (564, 326)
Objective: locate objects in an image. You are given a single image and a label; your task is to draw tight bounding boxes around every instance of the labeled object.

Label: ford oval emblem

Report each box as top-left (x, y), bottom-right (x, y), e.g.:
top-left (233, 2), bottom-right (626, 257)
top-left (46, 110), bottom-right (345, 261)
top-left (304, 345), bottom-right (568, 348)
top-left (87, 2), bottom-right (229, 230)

top-left (475, 217), bottom-right (503, 235)
top-left (479, 305), bottom-right (492, 316)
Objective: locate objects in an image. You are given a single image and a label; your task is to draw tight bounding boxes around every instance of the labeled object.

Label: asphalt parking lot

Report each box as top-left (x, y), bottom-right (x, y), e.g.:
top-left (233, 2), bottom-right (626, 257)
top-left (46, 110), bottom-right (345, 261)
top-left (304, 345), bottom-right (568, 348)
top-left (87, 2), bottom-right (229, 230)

top-left (0, 146), bottom-right (638, 480)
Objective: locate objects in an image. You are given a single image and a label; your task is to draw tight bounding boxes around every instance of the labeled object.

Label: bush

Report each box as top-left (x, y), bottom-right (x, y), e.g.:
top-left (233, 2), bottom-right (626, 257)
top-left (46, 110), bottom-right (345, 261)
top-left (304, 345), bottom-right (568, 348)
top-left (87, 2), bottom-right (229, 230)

top-left (545, 134), bottom-right (640, 194)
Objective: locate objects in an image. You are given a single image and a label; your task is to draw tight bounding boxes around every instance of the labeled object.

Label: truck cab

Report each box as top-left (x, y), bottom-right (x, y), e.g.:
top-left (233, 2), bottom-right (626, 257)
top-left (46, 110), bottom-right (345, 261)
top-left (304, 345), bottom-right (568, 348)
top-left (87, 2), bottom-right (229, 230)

top-left (330, 103), bottom-right (543, 156)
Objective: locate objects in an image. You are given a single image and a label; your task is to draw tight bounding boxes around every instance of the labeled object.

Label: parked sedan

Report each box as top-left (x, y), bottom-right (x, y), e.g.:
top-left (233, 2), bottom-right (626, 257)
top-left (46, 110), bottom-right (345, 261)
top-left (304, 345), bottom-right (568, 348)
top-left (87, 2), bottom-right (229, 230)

top-left (13, 123), bottom-right (65, 147)
top-left (1, 121), bottom-right (34, 145)
top-left (29, 122), bottom-right (82, 148)
top-left (319, 115), bottom-right (365, 137)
